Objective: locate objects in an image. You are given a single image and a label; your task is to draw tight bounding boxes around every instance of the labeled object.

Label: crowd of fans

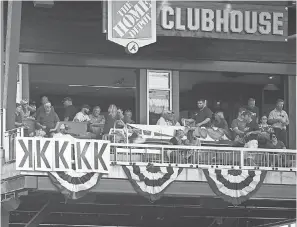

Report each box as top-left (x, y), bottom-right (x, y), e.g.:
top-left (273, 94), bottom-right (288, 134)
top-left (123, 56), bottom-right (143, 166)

top-left (15, 96), bottom-right (135, 139)
top-left (156, 98), bottom-right (289, 149)
top-left (15, 96), bottom-right (289, 150)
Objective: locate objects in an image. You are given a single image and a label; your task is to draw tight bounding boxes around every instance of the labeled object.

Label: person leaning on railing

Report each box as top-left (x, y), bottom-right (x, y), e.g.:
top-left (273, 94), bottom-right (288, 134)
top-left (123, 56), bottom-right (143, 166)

top-left (35, 102), bottom-right (60, 137)
top-left (156, 110), bottom-right (181, 126)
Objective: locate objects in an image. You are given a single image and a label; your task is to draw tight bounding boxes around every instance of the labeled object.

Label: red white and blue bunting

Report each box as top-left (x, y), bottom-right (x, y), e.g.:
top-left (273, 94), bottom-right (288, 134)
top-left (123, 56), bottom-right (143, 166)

top-left (48, 171), bottom-right (103, 200)
top-left (203, 169), bottom-right (267, 205)
top-left (122, 164), bottom-right (183, 202)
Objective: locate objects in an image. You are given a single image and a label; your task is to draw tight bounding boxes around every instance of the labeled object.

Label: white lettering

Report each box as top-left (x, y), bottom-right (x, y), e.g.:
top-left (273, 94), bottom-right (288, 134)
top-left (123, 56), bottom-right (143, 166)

top-left (273, 12), bottom-right (284, 35)
top-left (138, 0), bottom-right (151, 11)
top-left (230, 10), bottom-right (243, 33)
top-left (175, 8), bottom-right (185, 30)
top-left (161, 6), bottom-right (174, 29)
top-left (122, 14), bottom-right (135, 28)
top-left (258, 12), bottom-right (271, 34)
top-left (187, 8), bottom-right (199, 31)
top-left (215, 9), bottom-right (229, 32)
top-left (113, 20), bottom-right (129, 37)
top-left (201, 9), bottom-right (214, 32)
top-left (244, 11), bottom-right (257, 34)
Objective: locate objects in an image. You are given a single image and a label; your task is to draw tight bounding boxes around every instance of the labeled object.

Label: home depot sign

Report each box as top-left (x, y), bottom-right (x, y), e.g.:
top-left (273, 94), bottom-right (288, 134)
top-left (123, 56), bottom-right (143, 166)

top-left (106, 1), bottom-right (287, 52)
top-left (15, 137), bottom-right (110, 173)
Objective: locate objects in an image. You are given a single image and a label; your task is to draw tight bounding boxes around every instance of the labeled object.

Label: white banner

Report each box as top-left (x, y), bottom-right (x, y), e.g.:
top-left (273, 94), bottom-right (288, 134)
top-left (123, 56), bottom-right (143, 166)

top-left (15, 137), bottom-right (110, 173)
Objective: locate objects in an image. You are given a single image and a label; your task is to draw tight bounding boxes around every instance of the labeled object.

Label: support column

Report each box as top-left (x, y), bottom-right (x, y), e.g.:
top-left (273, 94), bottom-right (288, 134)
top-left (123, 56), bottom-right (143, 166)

top-left (0, 0), bottom-right (5, 163)
top-left (287, 75), bottom-right (296, 149)
top-left (3, 1), bottom-right (22, 130)
top-left (1, 197), bottom-right (21, 227)
top-left (21, 64), bottom-right (30, 100)
top-left (1, 207), bottom-right (10, 227)
top-left (135, 69), bottom-right (147, 124)
top-left (172, 71), bottom-right (180, 120)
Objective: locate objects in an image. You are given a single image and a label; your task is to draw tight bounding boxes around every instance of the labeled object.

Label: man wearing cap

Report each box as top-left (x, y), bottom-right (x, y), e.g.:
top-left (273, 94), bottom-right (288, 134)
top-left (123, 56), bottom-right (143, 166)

top-left (36, 102), bottom-right (60, 136)
top-left (62, 97), bottom-right (77, 121)
top-left (36, 96), bottom-right (55, 119)
top-left (73, 104), bottom-right (91, 122)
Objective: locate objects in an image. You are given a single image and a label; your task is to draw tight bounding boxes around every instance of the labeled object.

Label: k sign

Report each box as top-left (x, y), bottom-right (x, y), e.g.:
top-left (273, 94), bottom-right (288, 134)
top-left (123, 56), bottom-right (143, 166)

top-left (15, 137), bottom-right (110, 174)
top-left (107, 0), bottom-right (156, 54)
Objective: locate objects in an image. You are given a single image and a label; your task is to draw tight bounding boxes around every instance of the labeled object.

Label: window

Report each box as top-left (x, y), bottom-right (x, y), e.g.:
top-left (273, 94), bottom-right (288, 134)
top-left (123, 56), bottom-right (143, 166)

top-left (147, 70), bottom-right (172, 125)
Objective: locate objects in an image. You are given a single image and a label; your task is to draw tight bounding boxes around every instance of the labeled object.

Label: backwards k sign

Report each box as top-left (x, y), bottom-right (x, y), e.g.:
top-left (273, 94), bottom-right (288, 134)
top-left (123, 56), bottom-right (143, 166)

top-left (15, 137), bottom-right (110, 173)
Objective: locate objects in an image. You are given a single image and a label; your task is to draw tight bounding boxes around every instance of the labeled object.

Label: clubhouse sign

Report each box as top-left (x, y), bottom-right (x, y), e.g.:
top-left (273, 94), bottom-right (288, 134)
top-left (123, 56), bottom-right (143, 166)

top-left (106, 1), bottom-right (287, 53)
top-left (16, 137), bottom-right (110, 173)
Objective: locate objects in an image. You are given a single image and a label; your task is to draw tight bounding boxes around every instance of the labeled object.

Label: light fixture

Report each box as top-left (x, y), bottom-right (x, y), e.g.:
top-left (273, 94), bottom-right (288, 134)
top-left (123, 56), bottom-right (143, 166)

top-left (263, 84), bottom-right (279, 91)
top-left (33, 1), bottom-right (54, 8)
top-left (68, 85), bottom-right (136, 89)
top-left (268, 76), bottom-right (274, 80)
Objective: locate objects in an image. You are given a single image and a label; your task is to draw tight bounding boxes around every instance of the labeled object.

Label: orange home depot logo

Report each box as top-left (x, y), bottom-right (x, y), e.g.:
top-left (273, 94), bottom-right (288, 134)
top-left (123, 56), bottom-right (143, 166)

top-left (107, 0), bottom-right (156, 54)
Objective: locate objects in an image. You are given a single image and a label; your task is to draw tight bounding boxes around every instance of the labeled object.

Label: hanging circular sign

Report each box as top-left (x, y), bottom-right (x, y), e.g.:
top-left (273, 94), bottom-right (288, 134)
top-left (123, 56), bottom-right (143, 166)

top-left (125, 42), bottom-right (139, 54)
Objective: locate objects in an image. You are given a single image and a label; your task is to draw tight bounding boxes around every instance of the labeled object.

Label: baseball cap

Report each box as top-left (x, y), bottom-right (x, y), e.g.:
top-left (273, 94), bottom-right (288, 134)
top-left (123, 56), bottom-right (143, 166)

top-left (82, 104), bottom-right (90, 110)
top-left (62, 97), bottom-right (72, 103)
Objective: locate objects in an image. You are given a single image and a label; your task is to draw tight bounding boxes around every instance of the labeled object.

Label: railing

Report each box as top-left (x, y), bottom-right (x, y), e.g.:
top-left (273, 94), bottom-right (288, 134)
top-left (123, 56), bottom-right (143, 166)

top-left (3, 127), bottom-right (23, 163)
top-left (3, 132), bottom-right (296, 171)
top-left (110, 143), bottom-right (296, 171)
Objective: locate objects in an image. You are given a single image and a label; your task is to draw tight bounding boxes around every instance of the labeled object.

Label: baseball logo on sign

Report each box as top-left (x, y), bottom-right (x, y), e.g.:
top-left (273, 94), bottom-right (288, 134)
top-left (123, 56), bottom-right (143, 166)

top-left (125, 41), bottom-right (139, 54)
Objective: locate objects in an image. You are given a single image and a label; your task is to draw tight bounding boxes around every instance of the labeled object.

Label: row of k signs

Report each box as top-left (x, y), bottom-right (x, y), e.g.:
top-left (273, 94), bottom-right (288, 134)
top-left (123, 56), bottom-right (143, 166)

top-left (15, 137), bottom-right (110, 173)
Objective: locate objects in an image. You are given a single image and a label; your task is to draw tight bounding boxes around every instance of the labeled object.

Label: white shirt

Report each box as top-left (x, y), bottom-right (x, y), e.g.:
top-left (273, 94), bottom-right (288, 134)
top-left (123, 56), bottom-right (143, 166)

top-left (73, 112), bottom-right (91, 122)
top-left (156, 117), bottom-right (181, 126)
top-left (268, 108), bottom-right (289, 129)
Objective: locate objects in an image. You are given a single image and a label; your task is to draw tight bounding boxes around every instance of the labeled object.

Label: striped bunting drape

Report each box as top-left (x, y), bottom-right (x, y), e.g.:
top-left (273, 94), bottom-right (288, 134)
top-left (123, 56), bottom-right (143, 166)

top-left (48, 171), bottom-right (103, 200)
top-left (203, 169), bottom-right (267, 205)
top-left (122, 164), bottom-right (183, 202)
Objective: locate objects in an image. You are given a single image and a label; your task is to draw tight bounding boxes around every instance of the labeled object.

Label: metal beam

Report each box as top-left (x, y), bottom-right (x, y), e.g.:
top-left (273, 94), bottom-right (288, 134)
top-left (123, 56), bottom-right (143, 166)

top-left (24, 201), bottom-right (52, 227)
top-left (17, 52), bottom-right (296, 75)
top-left (3, 0), bottom-right (22, 130)
top-left (220, 218), bottom-right (238, 227)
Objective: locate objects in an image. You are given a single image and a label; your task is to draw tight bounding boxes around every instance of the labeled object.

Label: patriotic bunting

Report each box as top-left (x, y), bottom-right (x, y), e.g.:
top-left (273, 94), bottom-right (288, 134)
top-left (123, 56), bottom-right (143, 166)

top-left (203, 169), bottom-right (267, 205)
top-left (48, 171), bottom-right (103, 200)
top-left (122, 164), bottom-right (183, 202)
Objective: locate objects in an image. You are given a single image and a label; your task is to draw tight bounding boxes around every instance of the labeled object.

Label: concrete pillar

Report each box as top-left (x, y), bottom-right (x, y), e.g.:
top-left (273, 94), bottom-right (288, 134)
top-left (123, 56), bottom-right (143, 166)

top-left (0, 0), bottom-right (5, 162)
top-left (3, 1), bottom-right (22, 130)
top-left (287, 75), bottom-right (296, 149)
top-left (172, 71), bottom-right (180, 120)
top-left (21, 64), bottom-right (30, 100)
top-left (1, 208), bottom-right (10, 227)
top-left (135, 69), bottom-right (147, 124)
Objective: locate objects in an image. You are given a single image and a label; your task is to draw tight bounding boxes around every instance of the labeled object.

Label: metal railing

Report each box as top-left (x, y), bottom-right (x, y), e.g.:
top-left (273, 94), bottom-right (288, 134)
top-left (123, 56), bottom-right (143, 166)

top-left (110, 143), bottom-right (296, 171)
top-left (3, 127), bottom-right (23, 163)
top-left (3, 132), bottom-right (296, 171)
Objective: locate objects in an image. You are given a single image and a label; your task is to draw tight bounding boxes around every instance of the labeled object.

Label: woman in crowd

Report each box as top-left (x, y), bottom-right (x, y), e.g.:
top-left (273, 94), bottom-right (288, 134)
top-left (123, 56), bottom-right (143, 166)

top-left (103, 104), bottom-right (124, 135)
top-left (212, 111), bottom-right (228, 131)
top-left (266, 133), bottom-right (286, 149)
top-left (157, 110), bottom-right (181, 126)
top-left (89, 106), bottom-right (105, 138)
top-left (123, 110), bottom-right (135, 124)
top-left (20, 99), bottom-right (36, 119)
top-left (259, 115), bottom-right (274, 136)
top-left (210, 111), bottom-right (232, 139)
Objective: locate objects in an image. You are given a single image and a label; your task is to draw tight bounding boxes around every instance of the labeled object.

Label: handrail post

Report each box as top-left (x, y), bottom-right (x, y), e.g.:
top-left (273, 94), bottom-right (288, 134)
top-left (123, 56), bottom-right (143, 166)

top-left (240, 149), bottom-right (244, 169)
